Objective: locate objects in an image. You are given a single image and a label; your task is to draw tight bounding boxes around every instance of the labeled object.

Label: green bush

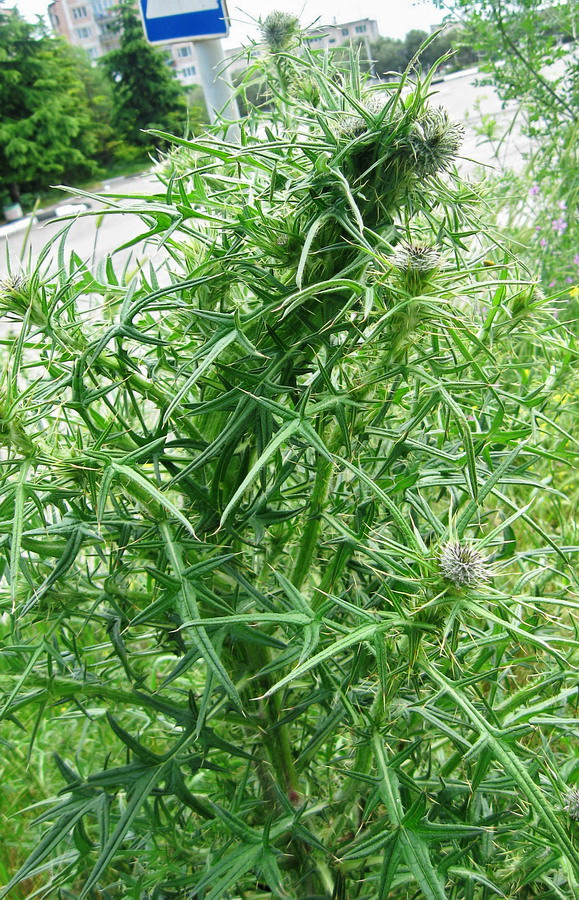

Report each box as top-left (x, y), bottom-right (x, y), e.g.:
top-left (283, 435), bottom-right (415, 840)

top-left (0, 25), bottom-right (578, 900)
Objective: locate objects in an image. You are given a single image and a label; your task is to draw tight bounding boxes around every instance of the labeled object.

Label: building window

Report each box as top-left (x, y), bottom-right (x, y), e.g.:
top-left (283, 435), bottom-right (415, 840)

top-left (341, 27), bottom-right (349, 36)
top-left (86, 46), bottom-right (99, 59)
top-left (72, 6), bottom-right (88, 18)
top-left (181, 66), bottom-right (197, 77)
top-left (50, 13), bottom-right (60, 25)
top-left (91, 0), bottom-right (115, 13)
top-left (329, 38), bottom-right (336, 43)
top-left (355, 24), bottom-right (367, 33)
top-left (75, 26), bottom-right (92, 38)
top-left (177, 45), bottom-right (192, 57)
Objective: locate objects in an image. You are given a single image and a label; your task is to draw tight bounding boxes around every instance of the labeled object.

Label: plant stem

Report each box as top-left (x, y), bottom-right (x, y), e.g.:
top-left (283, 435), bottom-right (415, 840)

top-left (291, 447), bottom-right (335, 591)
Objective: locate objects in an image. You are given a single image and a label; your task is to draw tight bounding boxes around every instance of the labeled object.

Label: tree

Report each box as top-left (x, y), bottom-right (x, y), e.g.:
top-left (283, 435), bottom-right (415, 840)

top-left (100, 0), bottom-right (187, 147)
top-left (70, 45), bottom-right (120, 166)
top-left (371, 27), bottom-right (478, 81)
top-left (0, 5), bottom-right (99, 205)
top-left (370, 35), bottom-right (408, 77)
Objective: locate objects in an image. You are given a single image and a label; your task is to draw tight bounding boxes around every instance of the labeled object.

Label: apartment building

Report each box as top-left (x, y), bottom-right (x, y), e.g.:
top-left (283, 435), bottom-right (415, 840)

top-left (47, 0), bottom-right (202, 86)
top-left (225, 17), bottom-right (380, 74)
top-left (303, 18), bottom-right (379, 51)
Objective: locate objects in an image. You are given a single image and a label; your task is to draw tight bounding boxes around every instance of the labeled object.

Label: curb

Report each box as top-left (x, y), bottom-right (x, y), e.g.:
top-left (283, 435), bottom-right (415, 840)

top-left (0, 216), bottom-right (37, 236)
top-left (0, 201), bottom-right (92, 237)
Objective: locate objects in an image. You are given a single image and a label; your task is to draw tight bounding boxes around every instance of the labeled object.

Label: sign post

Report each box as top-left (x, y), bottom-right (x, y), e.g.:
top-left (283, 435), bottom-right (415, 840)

top-left (139, 0), bottom-right (240, 138)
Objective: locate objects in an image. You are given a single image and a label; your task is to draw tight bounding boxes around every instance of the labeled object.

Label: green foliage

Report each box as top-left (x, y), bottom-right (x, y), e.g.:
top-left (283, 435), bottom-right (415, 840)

top-left (482, 129), bottom-right (579, 309)
top-left (100, 0), bottom-right (188, 148)
top-left (441, 0), bottom-right (578, 314)
top-left (232, 68), bottom-right (272, 117)
top-left (1, 26), bottom-right (579, 900)
top-left (437, 0), bottom-right (577, 142)
top-left (371, 26), bottom-right (478, 79)
top-left (0, 5), bottom-right (100, 203)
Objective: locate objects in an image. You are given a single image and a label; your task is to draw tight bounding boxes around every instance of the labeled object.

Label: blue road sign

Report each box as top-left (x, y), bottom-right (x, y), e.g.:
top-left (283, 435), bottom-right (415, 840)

top-left (139, 0), bottom-right (229, 43)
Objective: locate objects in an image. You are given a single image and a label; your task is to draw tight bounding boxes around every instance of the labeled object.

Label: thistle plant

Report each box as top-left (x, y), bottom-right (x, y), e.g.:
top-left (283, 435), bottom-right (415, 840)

top-left (1, 26), bottom-right (578, 900)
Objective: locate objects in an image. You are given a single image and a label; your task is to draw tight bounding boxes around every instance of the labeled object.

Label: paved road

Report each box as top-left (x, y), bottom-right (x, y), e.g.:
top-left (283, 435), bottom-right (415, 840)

top-left (0, 171), bottom-right (167, 280)
top-left (0, 69), bottom-right (528, 280)
top-left (433, 68), bottom-right (531, 174)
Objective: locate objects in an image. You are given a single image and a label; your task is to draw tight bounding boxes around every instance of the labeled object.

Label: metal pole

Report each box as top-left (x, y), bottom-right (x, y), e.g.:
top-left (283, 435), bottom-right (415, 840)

top-left (194, 38), bottom-right (240, 140)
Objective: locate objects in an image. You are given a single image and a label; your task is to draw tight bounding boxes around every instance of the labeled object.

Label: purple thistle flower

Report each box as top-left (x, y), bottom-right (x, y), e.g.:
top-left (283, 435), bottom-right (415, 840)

top-left (540, 238), bottom-right (548, 247)
top-left (574, 254), bottom-right (579, 267)
top-left (529, 183), bottom-right (540, 196)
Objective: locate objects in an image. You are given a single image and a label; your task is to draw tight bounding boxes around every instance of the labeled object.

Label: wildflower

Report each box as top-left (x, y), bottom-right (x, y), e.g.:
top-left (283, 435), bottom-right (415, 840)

top-left (529, 183), bottom-right (540, 196)
top-left (439, 542), bottom-right (490, 587)
top-left (391, 242), bottom-right (441, 275)
top-left (573, 254), bottom-right (579, 267)
top-left (557, 199), bottom-right (567, 210)
top-left (552, 217), bottom-right (567, 235)
top-left (408, 106), bottom-right (464, 177)
top-left (261, 11), bottom-right (300, 51)
top-left (564, 788), bottom-right (579, 822)
top-left (540, 238), bottom-right (548, 247)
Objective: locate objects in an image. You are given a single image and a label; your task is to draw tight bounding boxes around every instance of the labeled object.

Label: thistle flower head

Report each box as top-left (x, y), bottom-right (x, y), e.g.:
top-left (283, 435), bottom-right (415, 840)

top-left (439, 542), bottom-right (490, 587)
top-left (391, 243), bottom-right (442, 275)
top-left (565, 788), bottom-right (579, 821)
top-left (261, 11), bottom-right (300, 51)
top-left (333, 93), bottom-right (389, 139)
top-left (408, 106), bottom-right (464, 177)
top-left (0, 272), bottom-right (27, 297)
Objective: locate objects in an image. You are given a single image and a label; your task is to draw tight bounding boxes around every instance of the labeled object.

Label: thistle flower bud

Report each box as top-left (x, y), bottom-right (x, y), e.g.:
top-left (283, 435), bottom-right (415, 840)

top-left (565, 788), bottom-right (579, 821)
top-left (510, 282), bottom-right (546, 317)
top-left (391, 243), bottom-right (442, 275)
top-left (408, 106), bottom-right (464, 177)
top-left (261, 12), bottom-right (300, 52)
top-left (0, 398), bottom-right (36, 457)
top-left (0, 273), bottom-right (47, 328)
top-left (439, 542), bottom-right (490, 588)
top-left (333, 93), bottom-right (389, 140)
top-left (0, 273), bottom-right (29, 315)
top-left (291, 75), bottom-right (320, 107)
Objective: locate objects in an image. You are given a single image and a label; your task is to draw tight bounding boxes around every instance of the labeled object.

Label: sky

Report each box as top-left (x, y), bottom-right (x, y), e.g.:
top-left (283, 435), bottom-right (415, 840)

top-left (14, 0), bottom-right (446, 47)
